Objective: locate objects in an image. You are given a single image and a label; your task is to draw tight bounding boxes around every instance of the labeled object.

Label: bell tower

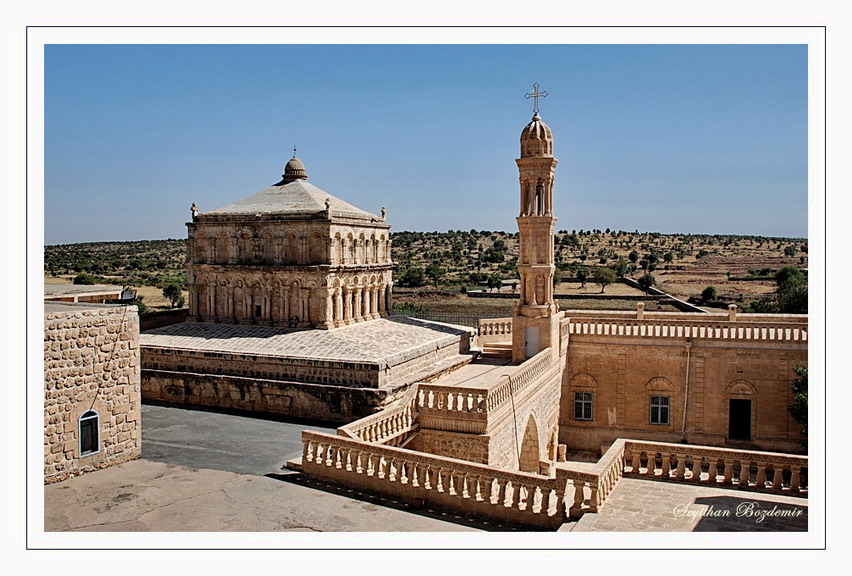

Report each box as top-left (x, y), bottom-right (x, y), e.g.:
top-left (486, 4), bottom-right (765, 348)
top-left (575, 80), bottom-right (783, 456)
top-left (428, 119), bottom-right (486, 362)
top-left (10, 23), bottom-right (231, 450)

top-left (512, 83), bottom-right (561, 362)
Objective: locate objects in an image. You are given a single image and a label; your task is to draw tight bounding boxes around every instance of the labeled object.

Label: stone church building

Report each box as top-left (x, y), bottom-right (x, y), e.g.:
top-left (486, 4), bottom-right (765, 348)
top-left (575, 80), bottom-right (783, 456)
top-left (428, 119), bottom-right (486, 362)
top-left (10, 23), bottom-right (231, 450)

top-left (186, 155), bottom-right (393, 329)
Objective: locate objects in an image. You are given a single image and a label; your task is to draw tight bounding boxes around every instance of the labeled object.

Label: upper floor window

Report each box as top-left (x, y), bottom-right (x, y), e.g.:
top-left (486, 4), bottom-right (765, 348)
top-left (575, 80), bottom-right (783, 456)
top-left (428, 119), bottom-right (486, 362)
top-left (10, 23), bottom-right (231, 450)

top-left (573, 391), bottom-right (593, 421)
top-left (649, 395), bottom-right (670, 425)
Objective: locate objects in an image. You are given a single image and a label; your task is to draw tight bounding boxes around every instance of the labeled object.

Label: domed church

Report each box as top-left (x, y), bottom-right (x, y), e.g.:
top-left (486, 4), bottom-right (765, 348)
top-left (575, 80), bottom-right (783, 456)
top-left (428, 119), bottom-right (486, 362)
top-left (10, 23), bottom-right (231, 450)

top-left (185, 154), bottom-right (393, 329)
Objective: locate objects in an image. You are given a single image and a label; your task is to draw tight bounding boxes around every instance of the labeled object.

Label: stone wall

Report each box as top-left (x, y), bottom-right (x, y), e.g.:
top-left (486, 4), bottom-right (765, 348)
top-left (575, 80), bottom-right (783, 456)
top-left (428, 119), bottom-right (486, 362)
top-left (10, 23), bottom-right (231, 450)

top-left (560, 336), bottom-right (807, 454)
top-left (143, 370), bottom-right (391, 423)
top-left (44, 304), bottom-right (142, 483)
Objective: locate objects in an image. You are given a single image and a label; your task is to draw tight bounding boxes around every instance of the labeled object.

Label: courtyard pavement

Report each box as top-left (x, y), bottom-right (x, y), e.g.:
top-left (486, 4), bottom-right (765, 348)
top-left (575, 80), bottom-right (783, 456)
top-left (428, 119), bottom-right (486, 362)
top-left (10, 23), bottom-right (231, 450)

top-left (44, 404), bottom-right (808, 533)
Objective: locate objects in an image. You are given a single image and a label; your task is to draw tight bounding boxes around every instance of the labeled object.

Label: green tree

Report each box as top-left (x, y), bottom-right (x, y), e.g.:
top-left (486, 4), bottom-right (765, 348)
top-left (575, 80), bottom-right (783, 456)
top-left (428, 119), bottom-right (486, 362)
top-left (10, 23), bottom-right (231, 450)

top-left (487, 273), bottom-right (502, 292)
top-left (162, 282), bottom-right (185, 309)
top-left (788, 363), bottom-right (808, 444)
top-left (425, 261), bottom-right (446, 287)
top-left (638, 274), bottom-right (656, 290)
top-left (398, 267), bottom-right (425, 287)
top-left (701, 286), bottom-right (718, 302)
top-left (611, 258), bottom-right (628, 278)
top-left (73, 273), bottom-right (97, 285)
top-left (576, 268), bottom-right (587, 288)
top-left (593, 267), bottom-right (616, 293)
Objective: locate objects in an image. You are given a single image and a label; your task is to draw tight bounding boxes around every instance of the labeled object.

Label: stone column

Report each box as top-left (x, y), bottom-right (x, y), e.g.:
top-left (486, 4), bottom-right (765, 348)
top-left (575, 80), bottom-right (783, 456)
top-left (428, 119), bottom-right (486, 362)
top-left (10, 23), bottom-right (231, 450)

top-left (378, 283), bottom-right (387, 317)
top-left (354, 288), bottom-right (363, 322)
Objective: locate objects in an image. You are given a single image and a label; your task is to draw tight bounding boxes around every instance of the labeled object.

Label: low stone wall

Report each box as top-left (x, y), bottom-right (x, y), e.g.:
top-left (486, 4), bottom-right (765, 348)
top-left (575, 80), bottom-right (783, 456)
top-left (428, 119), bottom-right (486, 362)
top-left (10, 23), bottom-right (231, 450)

top-left (140, 308), bottom-right (189, 331)
top-left (44, 304), bottom-right (142, 483)
top-left (143, 369), bottom-right (391, 423)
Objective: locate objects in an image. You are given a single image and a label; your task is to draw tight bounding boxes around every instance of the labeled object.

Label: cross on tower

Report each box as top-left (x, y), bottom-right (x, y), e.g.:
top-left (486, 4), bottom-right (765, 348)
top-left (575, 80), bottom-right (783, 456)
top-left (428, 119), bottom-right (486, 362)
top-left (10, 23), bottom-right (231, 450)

top-left (524, 82), bottom-right (548, 114)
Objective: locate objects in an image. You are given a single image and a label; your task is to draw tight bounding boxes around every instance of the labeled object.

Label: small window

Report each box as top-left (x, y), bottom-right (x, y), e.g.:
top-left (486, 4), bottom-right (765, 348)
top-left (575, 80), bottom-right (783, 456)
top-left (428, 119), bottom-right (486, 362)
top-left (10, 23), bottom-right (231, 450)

top-left (650, 395), bottom-right (670, 425)
top-left (573, 391), bottom-right (593, 421)
top-left (79, 410), bottom-right (99, 456)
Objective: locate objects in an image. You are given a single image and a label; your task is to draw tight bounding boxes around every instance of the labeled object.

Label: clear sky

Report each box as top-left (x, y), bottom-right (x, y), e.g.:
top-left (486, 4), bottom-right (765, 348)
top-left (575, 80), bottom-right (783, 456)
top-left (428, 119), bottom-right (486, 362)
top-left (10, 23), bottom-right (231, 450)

top-left (44, 43), bottom-right (808, 245)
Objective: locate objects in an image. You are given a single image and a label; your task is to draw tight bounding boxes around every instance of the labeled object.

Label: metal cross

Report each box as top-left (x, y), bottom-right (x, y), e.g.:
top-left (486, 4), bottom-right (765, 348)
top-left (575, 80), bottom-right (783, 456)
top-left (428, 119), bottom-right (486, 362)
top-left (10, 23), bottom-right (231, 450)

top-left (524, 82), bottom-right (548, 114)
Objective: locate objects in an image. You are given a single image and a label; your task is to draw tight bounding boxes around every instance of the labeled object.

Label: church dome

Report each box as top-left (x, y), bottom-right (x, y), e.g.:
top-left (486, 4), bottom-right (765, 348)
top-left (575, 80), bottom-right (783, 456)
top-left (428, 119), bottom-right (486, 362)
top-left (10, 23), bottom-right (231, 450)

top-left (282, 155), bottom-right (308, 182)
top-left (520, 113), bottom-right (553, 158)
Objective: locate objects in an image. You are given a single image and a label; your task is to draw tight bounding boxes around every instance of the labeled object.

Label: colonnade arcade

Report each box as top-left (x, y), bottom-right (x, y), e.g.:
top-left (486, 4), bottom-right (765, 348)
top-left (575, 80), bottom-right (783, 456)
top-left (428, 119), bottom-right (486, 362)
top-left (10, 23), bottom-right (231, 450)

top-left (188, 272), bottom-right (392, 330)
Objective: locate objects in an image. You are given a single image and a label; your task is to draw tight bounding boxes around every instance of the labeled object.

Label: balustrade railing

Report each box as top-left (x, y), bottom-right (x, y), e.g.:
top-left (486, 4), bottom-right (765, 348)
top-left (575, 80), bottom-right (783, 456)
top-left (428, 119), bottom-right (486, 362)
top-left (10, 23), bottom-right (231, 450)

top-left (415, 348), bottom-right (555, 433)
top-left (567, 318), bottom-right (807, 343)
top-left (622, 439), bottom-right (808, 494)
top-left (339, 385), bottom-right (420, 446)
top-left (301, 430), bottom-right (571, 529)
top-left (478, 317), bottom-right (513, 345)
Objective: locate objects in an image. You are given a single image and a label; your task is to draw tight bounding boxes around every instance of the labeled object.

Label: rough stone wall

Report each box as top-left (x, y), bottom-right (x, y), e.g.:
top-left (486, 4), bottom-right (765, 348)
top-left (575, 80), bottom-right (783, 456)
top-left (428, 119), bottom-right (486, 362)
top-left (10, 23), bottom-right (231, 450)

top-left (409, 429), bottom-right (490, 464)
top-left (44, 305), bottom-right (141, 483)
top-left (560, 337), bottom-right (807, 454)
top-left (143, 370), bottom-right (390, 423)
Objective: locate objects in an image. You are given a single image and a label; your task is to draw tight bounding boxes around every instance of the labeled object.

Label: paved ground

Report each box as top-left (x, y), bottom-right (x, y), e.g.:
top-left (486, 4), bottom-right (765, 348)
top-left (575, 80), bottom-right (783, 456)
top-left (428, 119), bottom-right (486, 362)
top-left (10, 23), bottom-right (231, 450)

top-left (43, 405), bottom-right (522, 532)
top-left (570, 477), bottom-right (808, 532)
top-left (141, 316), bottom-right (470, 362)
top-left (44, 405), bottom-right (808, 533)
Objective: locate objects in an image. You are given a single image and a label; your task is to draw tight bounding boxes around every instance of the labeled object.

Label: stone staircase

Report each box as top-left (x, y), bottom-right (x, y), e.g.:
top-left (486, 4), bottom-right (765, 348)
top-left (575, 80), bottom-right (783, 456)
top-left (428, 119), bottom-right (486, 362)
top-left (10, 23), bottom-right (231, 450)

top-left (478, 342), bottom-right (513, 360)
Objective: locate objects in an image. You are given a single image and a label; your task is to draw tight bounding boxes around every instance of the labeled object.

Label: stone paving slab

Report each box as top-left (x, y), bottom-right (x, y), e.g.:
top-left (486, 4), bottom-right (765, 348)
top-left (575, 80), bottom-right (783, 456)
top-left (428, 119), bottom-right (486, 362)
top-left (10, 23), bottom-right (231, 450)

top-left (141, 317), bottom-right (472, 365)
top-left (570, 477), bottom-right (807, 532)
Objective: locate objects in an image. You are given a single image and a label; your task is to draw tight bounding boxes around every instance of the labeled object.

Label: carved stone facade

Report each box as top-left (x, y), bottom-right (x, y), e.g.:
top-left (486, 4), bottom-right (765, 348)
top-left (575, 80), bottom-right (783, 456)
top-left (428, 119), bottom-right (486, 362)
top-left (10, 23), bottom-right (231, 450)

top-left (186, 156), bottom-right (393, 329)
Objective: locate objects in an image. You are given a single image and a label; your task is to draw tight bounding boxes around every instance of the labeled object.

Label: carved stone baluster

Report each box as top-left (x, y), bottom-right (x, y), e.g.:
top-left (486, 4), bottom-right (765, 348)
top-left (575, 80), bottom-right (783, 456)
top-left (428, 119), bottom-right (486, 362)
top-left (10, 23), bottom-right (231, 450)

top-left (739, 460), bottom-right (751, 486)
top-left (570, 481), bottom-right (585, 518)
top-left (722, 460), bottom-right (733, 484)
top-left (645, 452), bottom-right (655, 476)
top-left (523, 484), bottom-right (536, 511)
top-left (707, 459), bottom-right (718, 483)
top-left (461, 474), bottom-right (471, 498)
top-left (423, 466), bottom-right (432, 490)
top-left (345, 450), bottom-right (353, 472)
top-left (691, 457), bottom-right (702, 481)
top-left (377, 456), bottom-right (387, 479)
top-left (588, 485), bottom-right (599, 513)
top-left (435, 468), bottom-right (444, 492)
top-left (661, 453), bottom-right (671, 477)
top-left (355, 451), bottom-right (363, 474)
top-left (387, 458), bottom-right (397, 481)
top-left (631, 450), bottom-right (641, 474)
top-left (755, 464), bottom-right (767, 488)
top-left (400, 461), bottom-right (409, 484)
top-left (492, 478), bottom-right (506, 505)
top-left (773, 466), bottom-right (785, 490)
top-left (507, 481), bottom-right (521, 509)
top-left (790, 466), bottom-right (801, 492)
top-left (675, 454), bottom-right (686, 479)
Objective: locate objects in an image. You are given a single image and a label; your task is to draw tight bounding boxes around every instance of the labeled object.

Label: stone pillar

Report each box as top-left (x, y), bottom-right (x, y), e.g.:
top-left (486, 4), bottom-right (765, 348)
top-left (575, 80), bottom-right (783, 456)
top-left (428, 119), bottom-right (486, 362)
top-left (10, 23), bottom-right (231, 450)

top-left (636, 302), bottom-right (645, 320)
top-left (354, 288), bottom-right (363, 322)
top-left (728, 304), bottom-right (738, 322)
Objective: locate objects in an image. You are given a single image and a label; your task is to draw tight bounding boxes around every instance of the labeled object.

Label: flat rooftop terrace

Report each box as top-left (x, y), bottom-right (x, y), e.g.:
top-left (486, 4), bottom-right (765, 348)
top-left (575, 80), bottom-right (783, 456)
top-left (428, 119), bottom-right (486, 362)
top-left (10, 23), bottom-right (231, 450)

top-left (141, 316), bottom-right (474, 367)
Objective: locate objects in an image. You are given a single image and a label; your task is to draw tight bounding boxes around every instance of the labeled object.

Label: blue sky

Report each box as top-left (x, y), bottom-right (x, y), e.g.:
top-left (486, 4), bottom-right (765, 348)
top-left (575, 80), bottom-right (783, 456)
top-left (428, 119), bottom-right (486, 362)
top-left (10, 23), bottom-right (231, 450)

top-left (44, 44), bottom-right (808, 244)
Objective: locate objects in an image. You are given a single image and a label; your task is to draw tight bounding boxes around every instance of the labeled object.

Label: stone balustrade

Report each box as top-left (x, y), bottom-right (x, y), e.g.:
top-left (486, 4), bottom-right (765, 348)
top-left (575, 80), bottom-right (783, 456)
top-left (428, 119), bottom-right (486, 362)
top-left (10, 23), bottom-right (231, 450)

top-left (478, 317), bottom-right (513, 345)
top-left (566, 317), bottom-right (807, 343)
top-left (300, 430), bottom-right (570, 528)
top-left (339, 386), bottom-right (420, 446)
top-left (415, 348), bottom-right (554, 433)
top-left (622, 439), bottom-right (808, 495)
top-left (297, 432), bottom-right (808, 528)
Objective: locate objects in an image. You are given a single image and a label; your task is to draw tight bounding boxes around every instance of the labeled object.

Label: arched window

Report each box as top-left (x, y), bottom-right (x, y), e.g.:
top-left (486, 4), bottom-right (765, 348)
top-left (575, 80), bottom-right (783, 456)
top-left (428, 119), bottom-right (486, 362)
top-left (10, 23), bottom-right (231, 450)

top-left (79, 410), bottom-right (99, 456)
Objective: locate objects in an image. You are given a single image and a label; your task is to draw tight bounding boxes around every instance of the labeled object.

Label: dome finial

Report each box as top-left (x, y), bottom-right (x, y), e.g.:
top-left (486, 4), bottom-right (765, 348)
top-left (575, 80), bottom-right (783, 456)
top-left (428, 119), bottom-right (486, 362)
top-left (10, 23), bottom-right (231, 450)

top-left (281, 150), bottom-right (308, 183)
top-left (524, 82), bottom-right (548, 115)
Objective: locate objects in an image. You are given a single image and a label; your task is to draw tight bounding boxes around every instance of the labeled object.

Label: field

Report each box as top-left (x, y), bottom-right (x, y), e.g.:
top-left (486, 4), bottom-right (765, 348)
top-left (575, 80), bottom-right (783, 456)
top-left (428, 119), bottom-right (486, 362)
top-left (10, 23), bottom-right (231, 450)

top-left (44, 230), bottom-right (807, 314)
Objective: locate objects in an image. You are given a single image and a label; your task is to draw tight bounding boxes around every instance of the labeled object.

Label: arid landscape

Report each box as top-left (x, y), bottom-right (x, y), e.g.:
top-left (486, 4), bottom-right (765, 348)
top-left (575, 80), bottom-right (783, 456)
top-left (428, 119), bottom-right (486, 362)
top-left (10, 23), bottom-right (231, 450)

top-left (44, 230), bottom-right (807, 316)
